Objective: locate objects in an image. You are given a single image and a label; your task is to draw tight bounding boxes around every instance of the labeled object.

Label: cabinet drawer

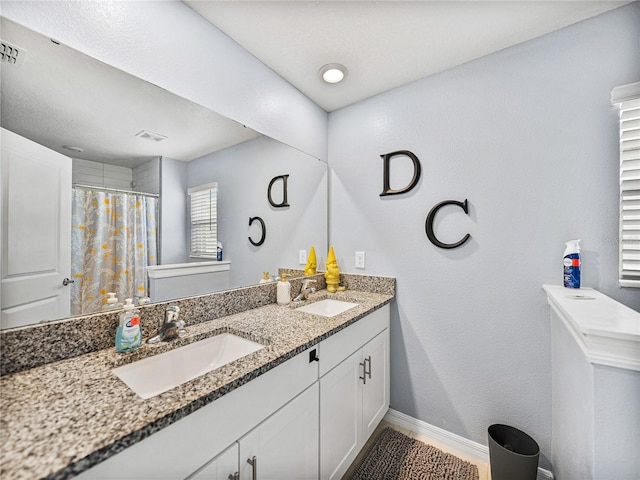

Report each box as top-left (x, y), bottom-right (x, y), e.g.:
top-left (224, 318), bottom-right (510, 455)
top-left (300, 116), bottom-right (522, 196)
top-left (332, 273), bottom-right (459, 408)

top-left (319, 304), bottom-right (389, 377)
top-left (77, 347), bottom-right (318, 480)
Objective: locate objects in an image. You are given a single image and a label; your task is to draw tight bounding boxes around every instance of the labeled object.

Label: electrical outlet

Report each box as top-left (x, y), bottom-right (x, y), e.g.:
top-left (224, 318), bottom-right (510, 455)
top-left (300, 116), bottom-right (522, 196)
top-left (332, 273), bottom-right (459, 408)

top-left (299, 250), bottom-right (307, 265)
top-left (355, 251), bottom-right (365, 269)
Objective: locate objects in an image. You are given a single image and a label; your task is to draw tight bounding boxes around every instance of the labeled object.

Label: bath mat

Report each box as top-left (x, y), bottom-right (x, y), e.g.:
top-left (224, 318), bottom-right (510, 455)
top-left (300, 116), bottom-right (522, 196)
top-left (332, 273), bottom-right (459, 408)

top-left (345, 427), bottom-right (479, 480)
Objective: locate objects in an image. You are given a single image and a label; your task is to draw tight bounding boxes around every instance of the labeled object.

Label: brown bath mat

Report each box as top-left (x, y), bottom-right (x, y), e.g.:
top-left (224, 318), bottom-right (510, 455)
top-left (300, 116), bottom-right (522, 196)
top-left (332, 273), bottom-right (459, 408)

top-left (345, 427), bottom-right (479, 480)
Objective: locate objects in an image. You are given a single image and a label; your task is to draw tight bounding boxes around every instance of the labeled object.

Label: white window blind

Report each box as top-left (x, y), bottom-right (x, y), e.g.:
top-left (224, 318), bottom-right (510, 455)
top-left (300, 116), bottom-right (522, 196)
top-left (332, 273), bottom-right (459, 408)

top-left (612, 82), bottom-right (640, 287)
top-left (188, 182), bottom-right (217, 258)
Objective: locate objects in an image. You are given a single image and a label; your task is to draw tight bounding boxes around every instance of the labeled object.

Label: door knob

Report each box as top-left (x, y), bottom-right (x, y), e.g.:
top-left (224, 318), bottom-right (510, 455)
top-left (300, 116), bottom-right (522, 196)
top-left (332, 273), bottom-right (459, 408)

top-left (62, 278), bottom-right (75, 286)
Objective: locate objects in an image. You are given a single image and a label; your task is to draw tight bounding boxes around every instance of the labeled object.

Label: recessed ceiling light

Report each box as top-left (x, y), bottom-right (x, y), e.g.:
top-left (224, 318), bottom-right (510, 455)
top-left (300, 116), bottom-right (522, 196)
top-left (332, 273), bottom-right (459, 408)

top-left (62, 145), bottom-right (84, 153)
top-left (319, 63), bottom-right (348, 84)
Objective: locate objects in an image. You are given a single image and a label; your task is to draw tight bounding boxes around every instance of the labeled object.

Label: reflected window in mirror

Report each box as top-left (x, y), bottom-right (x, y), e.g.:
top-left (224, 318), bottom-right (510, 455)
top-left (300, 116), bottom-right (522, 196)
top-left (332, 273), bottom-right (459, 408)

top-left (189, 182), bottom-right (219, 258)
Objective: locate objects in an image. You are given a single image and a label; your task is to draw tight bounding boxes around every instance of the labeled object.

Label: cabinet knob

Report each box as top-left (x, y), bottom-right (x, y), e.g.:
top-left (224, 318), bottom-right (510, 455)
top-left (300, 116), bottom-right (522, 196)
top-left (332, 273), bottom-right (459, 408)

top-left (228, 473), bottom-right (239, 480)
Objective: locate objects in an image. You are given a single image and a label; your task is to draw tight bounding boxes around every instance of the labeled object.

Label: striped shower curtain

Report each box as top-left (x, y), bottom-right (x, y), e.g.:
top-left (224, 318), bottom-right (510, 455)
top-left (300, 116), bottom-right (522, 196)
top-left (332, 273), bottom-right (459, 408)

top-left (70, 187), bottom-right (158, 315)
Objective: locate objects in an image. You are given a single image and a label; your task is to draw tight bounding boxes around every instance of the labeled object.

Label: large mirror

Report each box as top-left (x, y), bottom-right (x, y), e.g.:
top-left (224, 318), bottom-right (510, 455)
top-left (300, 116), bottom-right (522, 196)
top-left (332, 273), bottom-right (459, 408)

top-left (0, 18), bottom-right (327, 328)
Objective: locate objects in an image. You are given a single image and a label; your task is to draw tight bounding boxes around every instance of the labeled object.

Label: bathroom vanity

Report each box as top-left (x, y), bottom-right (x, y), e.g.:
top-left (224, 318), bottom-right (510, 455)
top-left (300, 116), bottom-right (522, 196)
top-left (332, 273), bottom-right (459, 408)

top-left (0, 278), bottom-right (394, 480)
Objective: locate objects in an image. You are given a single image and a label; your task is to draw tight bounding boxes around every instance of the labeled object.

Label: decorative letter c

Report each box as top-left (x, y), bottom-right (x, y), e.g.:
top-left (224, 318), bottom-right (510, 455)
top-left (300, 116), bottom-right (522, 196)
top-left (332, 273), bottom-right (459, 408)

top-left (248, 216), bottom-right (266, 246)
top-left (425, 199), bottom-right (471, 249)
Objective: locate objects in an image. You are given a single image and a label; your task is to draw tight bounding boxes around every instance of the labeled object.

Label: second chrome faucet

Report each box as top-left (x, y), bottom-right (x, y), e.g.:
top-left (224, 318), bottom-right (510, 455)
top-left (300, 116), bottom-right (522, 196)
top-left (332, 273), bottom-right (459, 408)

top-left (147, 306), bottom-right (185, 344)
top-left (294, 279), bottom-right (317, 302)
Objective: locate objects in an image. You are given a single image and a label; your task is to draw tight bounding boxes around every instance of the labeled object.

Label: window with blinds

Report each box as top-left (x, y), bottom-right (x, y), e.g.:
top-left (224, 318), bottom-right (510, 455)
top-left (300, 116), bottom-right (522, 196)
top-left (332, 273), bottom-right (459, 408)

top-left (612, 82), bottom-right (640, 287)
top-left (188, 182), bottom-right (218, 258)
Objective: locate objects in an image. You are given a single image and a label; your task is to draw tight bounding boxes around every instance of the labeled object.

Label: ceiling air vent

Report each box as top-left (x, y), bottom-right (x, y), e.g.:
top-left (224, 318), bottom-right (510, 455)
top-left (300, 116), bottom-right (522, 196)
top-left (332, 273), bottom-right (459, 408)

top-left (135, 130), bottom-right (168, 142)
top-left (0, 40), bottom-right (26, 66)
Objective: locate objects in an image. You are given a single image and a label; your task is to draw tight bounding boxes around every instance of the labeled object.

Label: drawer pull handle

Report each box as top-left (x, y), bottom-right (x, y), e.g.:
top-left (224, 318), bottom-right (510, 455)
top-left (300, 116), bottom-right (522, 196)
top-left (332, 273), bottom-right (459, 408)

top-left (360, 356), bottom-right (372, 384)
top-left (309, 349), bottom-right (319, 363)
top-left (247, 456), bottom-right (257, 480)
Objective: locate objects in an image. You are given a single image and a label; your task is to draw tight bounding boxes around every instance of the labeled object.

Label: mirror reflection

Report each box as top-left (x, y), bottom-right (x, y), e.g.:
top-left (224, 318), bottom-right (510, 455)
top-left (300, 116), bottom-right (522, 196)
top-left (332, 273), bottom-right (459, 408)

top-left (0, 18), bottom-right (327, 328)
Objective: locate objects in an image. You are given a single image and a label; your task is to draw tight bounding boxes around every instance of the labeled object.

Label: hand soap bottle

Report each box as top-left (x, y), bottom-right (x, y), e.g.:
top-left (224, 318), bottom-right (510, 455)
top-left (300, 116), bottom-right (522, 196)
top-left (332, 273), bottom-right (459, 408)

top-left (115, 299), bottom-right (142, 353)
top-left (102, 292), bottom-right (122, 311)
top-left (277, 273), bottom-right (291, 305)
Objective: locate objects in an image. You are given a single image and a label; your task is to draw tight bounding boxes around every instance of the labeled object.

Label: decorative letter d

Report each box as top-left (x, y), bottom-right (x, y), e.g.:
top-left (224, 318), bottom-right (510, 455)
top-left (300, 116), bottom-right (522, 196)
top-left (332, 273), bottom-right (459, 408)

top-left (380, 150), bottom-right (421, 197)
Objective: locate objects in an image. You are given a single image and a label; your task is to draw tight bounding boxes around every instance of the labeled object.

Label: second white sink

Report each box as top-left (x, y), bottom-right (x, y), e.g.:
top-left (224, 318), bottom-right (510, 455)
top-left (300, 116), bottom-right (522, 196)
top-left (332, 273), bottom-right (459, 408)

top-left (295, 298), bottom-right (358, 317)
top-left (113, 333), bottom-right (264, 399)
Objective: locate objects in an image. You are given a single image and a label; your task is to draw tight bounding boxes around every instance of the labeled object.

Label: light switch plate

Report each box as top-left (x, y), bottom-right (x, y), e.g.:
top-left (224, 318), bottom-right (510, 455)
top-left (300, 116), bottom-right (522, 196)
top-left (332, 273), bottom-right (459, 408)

top-left (299, 250), bottom-right (307, 265)
top-left (355, 251), bottom-right (365, 269)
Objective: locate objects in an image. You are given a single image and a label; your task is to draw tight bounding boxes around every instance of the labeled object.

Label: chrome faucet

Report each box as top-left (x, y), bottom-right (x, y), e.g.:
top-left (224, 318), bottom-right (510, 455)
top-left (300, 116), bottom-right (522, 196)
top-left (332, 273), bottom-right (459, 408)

top-left (147, 306), bottom-right (185, 344)
top-left (294, 279), bottom-right (317, 302)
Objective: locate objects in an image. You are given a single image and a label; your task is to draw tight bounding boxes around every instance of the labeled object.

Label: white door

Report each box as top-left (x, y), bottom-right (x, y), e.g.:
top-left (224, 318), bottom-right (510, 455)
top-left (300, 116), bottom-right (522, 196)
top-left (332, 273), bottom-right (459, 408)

top-left (361, 329), bottom-right (390, 439)
top-left (189, 443), bottom-right (239, 480)
top-left (319, 349), bottom-right (362, 480)
top-left (1, 128), bottom-right (72, 328)
top-left (239, 383), bottom-right (319, 480)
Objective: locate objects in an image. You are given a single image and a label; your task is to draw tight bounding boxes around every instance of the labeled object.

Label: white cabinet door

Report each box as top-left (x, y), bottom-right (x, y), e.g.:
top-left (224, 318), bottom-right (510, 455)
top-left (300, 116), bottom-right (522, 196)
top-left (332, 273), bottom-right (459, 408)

top-left (239, 383), bottom-right (319, 480)
top-left (361, 329), bottom-right (389, 440)
top-left (319, 349), bottom-right (362, 480)
top-left (189, 443), bottom-right (239, 480)
top-left (1, 128), bottom-right (72, 328)
top-left (319, 328), bottom-right (390, 480)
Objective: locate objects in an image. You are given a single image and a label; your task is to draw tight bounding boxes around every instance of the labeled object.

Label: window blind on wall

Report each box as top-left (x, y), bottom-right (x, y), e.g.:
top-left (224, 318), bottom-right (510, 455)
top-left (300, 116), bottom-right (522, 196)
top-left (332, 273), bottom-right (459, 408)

top-left (612, 82), bottom-right (640, 287)
top-left (188, 182), bottom-right (217, 258)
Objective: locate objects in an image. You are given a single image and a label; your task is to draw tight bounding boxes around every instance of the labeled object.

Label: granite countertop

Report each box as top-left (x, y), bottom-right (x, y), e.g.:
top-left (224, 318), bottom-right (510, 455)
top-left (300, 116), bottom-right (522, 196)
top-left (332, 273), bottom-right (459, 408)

top-left (0, 289), bottom-right (393, 480)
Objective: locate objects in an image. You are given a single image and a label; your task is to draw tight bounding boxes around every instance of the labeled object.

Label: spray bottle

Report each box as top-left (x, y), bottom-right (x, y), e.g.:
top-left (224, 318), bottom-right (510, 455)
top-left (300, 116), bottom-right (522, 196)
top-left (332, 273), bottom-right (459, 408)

top-left (563, 239), bottom-right (581, 289)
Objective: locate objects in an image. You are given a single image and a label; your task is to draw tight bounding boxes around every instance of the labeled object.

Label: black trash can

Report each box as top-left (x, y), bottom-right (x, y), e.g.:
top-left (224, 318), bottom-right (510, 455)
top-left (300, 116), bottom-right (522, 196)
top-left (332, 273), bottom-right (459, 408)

top-left (488, 424), bottom-right (540, 480)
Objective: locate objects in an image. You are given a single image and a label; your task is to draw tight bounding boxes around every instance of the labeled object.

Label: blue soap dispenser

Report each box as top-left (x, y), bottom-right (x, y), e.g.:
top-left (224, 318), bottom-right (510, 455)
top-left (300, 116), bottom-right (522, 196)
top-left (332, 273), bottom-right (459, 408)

top-left (115, 298), bottom-right (142, 353)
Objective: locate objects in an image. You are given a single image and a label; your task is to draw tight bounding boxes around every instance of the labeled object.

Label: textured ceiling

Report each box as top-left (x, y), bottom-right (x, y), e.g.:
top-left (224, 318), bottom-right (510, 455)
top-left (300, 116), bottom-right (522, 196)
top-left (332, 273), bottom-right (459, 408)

top-left (0, 18), bottom-right (259, 167)
top-left (187, 1), bottom-right (630, 112)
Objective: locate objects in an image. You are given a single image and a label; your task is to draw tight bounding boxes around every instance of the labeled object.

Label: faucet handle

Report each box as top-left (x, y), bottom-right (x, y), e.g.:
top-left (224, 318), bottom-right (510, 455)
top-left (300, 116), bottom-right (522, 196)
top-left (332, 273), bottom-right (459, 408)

top-left (164, 305), bottom-right (180, 323)
top-left (177, 319), bottom-right (186, 337)
top-left (302, 279), bottom-right (316, 288)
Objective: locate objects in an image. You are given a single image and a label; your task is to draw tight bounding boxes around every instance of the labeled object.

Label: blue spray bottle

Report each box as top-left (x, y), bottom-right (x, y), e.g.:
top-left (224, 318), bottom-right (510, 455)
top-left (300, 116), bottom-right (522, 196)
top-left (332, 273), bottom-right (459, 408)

top-left (563, 239), bottom-right (581, 289)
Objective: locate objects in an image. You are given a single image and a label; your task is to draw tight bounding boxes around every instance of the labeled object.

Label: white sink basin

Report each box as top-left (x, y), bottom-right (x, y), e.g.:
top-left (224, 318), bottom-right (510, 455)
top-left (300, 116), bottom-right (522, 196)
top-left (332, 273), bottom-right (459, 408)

top-left (295, 298), bottom-right (359, 317)
top-left (112, 333), bottom-right (264, 399)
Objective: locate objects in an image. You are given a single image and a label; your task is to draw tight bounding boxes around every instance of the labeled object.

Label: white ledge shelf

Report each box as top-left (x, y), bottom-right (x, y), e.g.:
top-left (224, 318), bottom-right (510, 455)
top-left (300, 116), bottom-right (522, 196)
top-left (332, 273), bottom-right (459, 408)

top-left (543, 284), bottom-right (640, 371)
top-left (147, 261), bottom-right (231, 279)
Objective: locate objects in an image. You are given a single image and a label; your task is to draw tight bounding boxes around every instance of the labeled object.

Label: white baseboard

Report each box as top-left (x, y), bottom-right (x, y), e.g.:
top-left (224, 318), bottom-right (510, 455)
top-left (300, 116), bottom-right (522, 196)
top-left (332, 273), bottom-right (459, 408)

top-left (384, 409), bottom-right (553, 480)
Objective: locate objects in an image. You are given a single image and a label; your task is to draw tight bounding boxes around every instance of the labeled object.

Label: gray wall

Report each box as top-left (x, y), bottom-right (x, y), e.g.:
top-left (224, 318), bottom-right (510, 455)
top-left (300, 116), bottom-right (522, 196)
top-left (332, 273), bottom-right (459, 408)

top-left (328, 3), bottom-right (640, 469)
top-left (160, 157), bottom-right (188, 265)
top-left (133, 158), bottom-right (161, 195)
top-left (187, 136), bottom-right (328, 288)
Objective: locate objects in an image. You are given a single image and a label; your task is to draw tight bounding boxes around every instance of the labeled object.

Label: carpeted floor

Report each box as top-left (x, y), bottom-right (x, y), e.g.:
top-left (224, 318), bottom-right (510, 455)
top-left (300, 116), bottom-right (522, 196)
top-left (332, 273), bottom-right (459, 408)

top-left (345, 427), bottom-right (480, 480)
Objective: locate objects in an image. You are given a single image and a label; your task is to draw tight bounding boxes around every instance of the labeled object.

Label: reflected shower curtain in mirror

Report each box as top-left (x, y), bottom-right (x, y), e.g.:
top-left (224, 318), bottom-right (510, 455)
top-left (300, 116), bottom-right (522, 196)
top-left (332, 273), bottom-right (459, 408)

top-left (71, 187), bottom-right (158, 315)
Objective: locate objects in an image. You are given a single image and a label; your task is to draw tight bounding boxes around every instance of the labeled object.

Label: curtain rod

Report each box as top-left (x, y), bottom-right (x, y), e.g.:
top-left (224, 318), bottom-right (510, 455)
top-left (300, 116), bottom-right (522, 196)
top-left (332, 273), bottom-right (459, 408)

top-left (73, 184), bottom-right (159, 198)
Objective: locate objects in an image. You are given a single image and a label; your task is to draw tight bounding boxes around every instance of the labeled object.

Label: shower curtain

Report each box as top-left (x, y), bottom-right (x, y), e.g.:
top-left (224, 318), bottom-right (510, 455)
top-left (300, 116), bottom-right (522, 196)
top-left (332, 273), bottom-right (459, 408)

top-left (71, 187), bottom-right (158, 315)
